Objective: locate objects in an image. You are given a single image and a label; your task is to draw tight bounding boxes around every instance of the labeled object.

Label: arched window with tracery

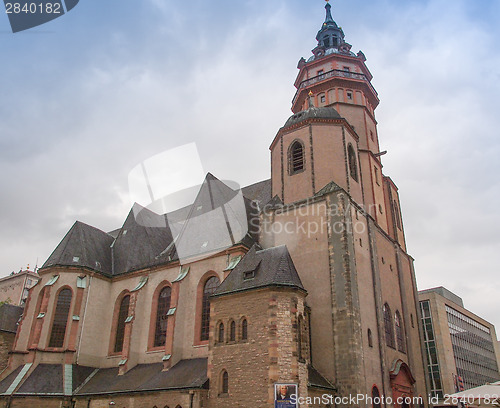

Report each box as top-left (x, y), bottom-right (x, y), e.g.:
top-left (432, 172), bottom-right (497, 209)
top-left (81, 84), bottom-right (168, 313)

top-left (348, 144), bottom-right (358, 182)
top-left (200, 276), bottom-right (220, 341)
top-left (114, 295), bottom-right (130, 353)
top-left (48, 288), bottom-right (72, 348)
top-left (383, 303), bottom-right (395, 348)
top-left (241, 318), bottom-right (248, 341)
top-left (154, 286), bottom-right (172, 347)
top-left (289, 140), bottom-right (305, 174)
top-left (395, 310), bottom-right (405, 353)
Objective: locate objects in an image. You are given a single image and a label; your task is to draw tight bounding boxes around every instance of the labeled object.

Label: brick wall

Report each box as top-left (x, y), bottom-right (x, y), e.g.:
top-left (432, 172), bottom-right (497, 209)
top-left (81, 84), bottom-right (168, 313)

top-left (208, 287), bottom-right (309, 408)
top-left (0, 332), bottom-right (16, 371)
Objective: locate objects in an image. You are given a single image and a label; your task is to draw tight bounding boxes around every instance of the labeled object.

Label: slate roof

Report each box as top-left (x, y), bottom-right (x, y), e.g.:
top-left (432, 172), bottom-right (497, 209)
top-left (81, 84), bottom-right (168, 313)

top-left (0, 304), bottom-right (23, 333)
top-left (0, 365), bottom-right (23, 394)
top-left (284, 106), bottom-right (342, 129)
top-left (16, 364), bottom-right (63, 395)
top-left (40, 174), bottom-right (266, 277)
top-left (0, 360), bottom-right (207, 397)
top-left (42, 221), bottom-right (114, 275)
top-left (241, 179), bottom-right (272, 208)
top-left (213, 245), bottom-right (305, 297)
top-left (308, 365), bottom-right (336, 391)
top-left (77, 358), bottom-right (207, 395)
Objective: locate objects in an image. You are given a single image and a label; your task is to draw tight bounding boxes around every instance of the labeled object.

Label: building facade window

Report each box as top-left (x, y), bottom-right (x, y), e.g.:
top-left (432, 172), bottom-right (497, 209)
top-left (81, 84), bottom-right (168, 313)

top-left (368, 328), bottom-right (373, 348)
top-left (420, 300), bottom-right (443, 398)
top-left (221, 370), bottom-right (229, 394)
top-left (201, 276), bottom-right (220, 341)
top-left (348, 144), bottom-right (358, 182)
top-left (394, 201), bottom-right (402, 230)
top-left (114, 295), bottom-right (130, 353)
top-left (445, 304), bottom-right (500, 389)
top-left (298, 315), bottom-right (303, 360)
top-left (218, 322), bottom-right (225, 343)
top-left (395, 310), bottom-right (406, 353)
top-left (383, 303), bottom-right (395, 348)
top-left (289, 140), bottom-right (305, 174)
top-left (241, 318), bottom-right (248, 341)
top-left (48, 288), bottom-right (72, 348)
top-left (372, 386), bottom-right (382, 408)
top-left (229, 320), bottom-right (236, 342)
top-left (154, 286), bottom-right (172, 347)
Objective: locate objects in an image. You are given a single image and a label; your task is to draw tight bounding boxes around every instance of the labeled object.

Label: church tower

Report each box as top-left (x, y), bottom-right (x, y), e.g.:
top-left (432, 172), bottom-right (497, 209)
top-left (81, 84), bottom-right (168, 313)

top-left (265, 1), bottom-right (429, 406)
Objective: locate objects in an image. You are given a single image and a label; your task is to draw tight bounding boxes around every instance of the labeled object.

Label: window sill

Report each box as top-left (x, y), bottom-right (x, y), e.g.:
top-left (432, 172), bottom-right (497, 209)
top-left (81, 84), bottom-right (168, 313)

top-left (290, 169), bottom-right (305, 176)
top-left (146, 348), bottom-right (165, 354)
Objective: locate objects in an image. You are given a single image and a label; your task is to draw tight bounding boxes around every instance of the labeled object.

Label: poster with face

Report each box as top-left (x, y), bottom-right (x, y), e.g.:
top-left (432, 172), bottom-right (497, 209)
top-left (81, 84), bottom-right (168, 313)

top-left (274, 384), bottom-right (298, 408)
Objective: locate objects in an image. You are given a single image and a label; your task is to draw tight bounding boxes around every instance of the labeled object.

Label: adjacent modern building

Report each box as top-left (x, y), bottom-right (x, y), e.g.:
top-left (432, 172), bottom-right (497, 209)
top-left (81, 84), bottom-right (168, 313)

top-left (0, 3), bottom-right (429, 408)
top-left (0, 270), bottom-right (40, 307)
top-left (418, 287), bottom-right (500, 402)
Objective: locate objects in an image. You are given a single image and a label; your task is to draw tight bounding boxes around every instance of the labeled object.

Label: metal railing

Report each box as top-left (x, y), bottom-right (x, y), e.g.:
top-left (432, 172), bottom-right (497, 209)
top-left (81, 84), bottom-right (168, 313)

top-left (292, 69), bottom-right (378, 106)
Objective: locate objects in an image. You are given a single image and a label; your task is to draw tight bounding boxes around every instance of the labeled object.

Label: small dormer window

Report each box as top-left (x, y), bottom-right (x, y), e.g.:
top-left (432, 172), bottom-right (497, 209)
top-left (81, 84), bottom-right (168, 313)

top-left (243, 270), bottom-right (255, 281)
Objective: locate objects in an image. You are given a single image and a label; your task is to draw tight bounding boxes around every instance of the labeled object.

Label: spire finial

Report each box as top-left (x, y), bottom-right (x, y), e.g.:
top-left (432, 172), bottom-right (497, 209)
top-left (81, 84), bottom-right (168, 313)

top-left (324, 0), bottom-right (334, 25)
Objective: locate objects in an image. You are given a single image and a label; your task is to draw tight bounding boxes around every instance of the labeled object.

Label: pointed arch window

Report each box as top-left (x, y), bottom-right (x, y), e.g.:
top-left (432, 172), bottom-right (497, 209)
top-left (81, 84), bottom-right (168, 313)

top-left (114, 295), bottom-right (130, 353)
top-left (48, 288), bottom-right (72, 348)
top-left (241, 318), bottom-right (248, 341)
top-left (201, 276), bottom-right (220, 341)
top-left (298, 315), bottom-right (304, 361)
top-left (372, 386), bottom-right (382, 408)
top-left (395, 310), bottom-right (406, 353)
top-left (289, 140), bottom-right (305, 174)
top-left (394, 201), bottom-right (402, 230)
top-left (229, 320), bottom-right (236, 342)
top-left (348, 144), bottom-right (358, 182)
top-left (154, 286), bottom-right (172, 347)
top-left (383, 303), bottom-right (395, 348)
top-left (221, 370), bottom-right (229, 395)
top-left (218, 322), bottom-right (225, 343)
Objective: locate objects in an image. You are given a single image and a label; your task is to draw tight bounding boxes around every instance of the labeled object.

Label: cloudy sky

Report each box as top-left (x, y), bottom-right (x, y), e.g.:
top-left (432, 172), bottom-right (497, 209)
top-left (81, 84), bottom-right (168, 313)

top-left (1, 0), bottom-right (499, 330)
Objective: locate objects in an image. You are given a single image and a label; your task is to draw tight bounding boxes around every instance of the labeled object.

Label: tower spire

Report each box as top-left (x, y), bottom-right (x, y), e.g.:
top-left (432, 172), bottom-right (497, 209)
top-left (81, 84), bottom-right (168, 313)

top-left (315, 0), bottom-right (345, 50)
top-left (324, 0), bottom-right (335, 26)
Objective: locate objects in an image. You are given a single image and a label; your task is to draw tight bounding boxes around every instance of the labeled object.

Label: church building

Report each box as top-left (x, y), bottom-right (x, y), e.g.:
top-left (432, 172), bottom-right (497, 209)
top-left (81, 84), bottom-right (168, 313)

top-left (0, 3), bottom-right (429, 407)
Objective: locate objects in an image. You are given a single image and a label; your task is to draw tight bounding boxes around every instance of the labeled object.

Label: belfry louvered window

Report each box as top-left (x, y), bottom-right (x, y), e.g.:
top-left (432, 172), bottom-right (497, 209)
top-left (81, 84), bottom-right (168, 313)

top-left (154, 287), bottom-right (172, 347)
top-left (290, 140), bottom-right (305, 174)
top-left (48, 288), bottom-right (72, 348)
top-left (201, 276), bottom-right (220, 341)
top-left (114, 295), bottom-right (130, 353)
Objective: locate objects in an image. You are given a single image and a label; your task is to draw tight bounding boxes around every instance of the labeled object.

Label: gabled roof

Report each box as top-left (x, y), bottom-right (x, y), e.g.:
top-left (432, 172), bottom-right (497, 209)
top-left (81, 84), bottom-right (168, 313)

top-left (40, 174), bottom-right (265, 277)
top-left (213, 245), bottom-right (305, 297)
top-left (42, 221), bottom-right (114, 275)
top-left (111, 204), bottom-right (173, 275)
top-left (159, 173), bottom-right (257, 263)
